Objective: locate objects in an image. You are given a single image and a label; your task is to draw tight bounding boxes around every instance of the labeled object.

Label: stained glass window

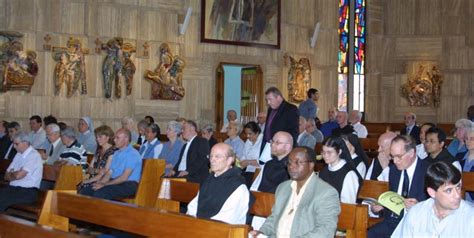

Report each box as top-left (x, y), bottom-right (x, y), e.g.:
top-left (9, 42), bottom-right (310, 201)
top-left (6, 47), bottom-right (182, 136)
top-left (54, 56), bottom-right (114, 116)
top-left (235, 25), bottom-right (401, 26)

top-left (338, 0), bottom-right (366, 112)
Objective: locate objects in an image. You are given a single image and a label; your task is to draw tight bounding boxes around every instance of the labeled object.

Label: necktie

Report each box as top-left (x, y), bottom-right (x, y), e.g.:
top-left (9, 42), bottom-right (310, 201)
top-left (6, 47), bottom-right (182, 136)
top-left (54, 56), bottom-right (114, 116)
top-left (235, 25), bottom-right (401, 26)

top-left (402, 170), bottom-right (410, 198)
top-left (137, 136), bottom-right (143, 145)
top-left (49, 144), bottom-right (54, 156)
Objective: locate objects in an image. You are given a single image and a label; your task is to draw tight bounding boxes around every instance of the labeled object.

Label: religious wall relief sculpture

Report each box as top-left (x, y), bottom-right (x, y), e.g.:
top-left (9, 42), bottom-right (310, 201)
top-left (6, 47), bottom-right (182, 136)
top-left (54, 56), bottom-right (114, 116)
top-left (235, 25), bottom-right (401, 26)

top-left (285, 54), bottom-right (311, 102)
top-left (144, 43), bottom-right (185, 100)
top-left (400, 63), bottom-right (443, 107)
top-left (53, 37), bottom-right (88, 97)
top-left (0, 31), bottom-right (38, 92)
top-left (101, 37), bottom-right (136, 99)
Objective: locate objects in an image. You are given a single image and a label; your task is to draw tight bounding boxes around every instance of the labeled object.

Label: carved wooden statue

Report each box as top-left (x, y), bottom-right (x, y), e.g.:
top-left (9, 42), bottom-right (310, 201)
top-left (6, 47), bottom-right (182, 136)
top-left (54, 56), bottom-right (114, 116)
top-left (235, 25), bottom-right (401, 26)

top-left (144, 43), bottom-right (185, 100)
top-left (286, 55), bottom-right (311, 102)
top-left (401, 63), bottom-right (443, 107)
top-left (100, 37), bottom-right (135, 99)
top-left (0, 31), bottom-right (38, 92)
top-left (53, 37), bottom-right (87, 97)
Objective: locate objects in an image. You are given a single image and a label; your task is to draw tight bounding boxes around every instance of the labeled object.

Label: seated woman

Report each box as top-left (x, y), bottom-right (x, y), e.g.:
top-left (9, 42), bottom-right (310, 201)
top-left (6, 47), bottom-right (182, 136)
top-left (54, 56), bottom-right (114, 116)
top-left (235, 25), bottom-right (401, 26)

top-left (201, 123), bottom-right (218, 149)
top-left (318, 136), bottom-right (360, 204)
top-left (447, 119), bottom-right (472, 160)
top-left (138, 123), bottom-right (163, 159)
top-left (239, 121), bottom-right (263, 187)
top-left (224, 121), bottom-right (244, 159)
top-left (461, 128), bottom-right (474, 202)
top-left (159, 121), bottom-right (185, 176)
top-left (78, 125), bottom-right (117, 191)
top-left (341, 133), bottom-right (368, 179)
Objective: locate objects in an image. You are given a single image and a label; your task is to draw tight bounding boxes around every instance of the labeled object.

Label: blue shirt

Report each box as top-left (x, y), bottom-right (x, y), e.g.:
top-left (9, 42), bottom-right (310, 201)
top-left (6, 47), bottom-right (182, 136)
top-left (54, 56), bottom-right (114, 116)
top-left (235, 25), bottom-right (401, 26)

top-left (447, 138), bottom-right (467, 157)
top-left (298, 98), bottom-right (317, 119)
top-left (110, 144), bottom-right (142, 182)
top-left (224, 137), bottom-right (245, 159)
top-left (158, 139), bottom-right (185, 174)
top-left (320, 120), bottom-right (339, 137)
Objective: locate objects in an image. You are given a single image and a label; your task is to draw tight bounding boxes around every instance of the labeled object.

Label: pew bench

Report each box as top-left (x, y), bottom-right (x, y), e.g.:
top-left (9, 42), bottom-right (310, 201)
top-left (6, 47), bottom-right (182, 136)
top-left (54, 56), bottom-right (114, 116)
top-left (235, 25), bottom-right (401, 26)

top-left (6, 165), bottom-right (83, 220)
top-left (462, 172), bottom-right (474, 199)
top-left (357, 180), bottom-right (389, 228)
top-left (38, 191), bottom-right (248, 238)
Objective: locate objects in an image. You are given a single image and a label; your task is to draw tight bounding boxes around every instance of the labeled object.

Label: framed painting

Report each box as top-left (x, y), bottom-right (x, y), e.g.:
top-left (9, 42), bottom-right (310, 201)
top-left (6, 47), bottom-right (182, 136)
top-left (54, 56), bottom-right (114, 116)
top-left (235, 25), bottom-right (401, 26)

top-left (201, 0), bottom-right (281, 49)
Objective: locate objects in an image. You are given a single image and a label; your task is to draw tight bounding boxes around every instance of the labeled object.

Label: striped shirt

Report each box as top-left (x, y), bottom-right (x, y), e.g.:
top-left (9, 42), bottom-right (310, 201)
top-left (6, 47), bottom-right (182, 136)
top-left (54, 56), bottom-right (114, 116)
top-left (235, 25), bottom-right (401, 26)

top-left (59, 140), bottom-right (87, 165)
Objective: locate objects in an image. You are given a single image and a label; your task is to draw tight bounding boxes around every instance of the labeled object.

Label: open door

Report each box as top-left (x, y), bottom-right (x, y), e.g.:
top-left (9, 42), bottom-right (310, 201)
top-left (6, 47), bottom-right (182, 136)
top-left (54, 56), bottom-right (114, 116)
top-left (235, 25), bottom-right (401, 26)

top-left (240, 67), bottom-right (263, 125)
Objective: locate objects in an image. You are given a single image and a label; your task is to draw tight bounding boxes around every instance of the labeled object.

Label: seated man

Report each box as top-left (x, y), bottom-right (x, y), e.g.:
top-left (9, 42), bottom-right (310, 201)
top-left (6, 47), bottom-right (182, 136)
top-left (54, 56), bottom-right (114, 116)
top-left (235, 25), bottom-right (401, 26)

top-left (250, 146), bottom-right (340, 237)
top-left (3, 121), bottom-right (21, 160)
top-left (331, 111), bottom-right (354, 136)
top-left (305, 118), bottom-right (324, 143)
top-left (392, 161), bottom-right (474, 237)
top-left (57, 126), bottom-right (87, 166)
top-left (28, 115), bottom-right (47, 149)
top-left (320, 107), bottom-right (339, 138)
top-left (42, 123), bottom-right (66, 165)
top-left (297, 117), bottom-right (316, 149)
top-left (0, 133), bottom-right (43, 211)
top-left (365, 131), bottom-right (397, 181)
top-left (79, 128), bottom-right (142, 200)
top-left (224, 121), bottom-right (244, 159)
top-left (349, 110), bottom-right (368, 138)
top-left (424, 127), bottom-right (462, 171)
top-left (220, 109), bottom-right (239, 133)
top-left (187, 143), bottom-right (250, 224)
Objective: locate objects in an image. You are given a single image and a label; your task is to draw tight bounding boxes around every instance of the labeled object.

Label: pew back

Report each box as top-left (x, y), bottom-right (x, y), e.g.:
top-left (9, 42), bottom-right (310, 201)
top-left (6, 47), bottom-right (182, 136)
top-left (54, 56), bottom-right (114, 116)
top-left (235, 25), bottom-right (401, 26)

top-left (337, 203), bottom-right (368, 238)
top-left (462, 172), bottom-right (474, 199)
top-left (357, 180), bottom-right (389, 200)
top-left (0, 214), bottom-right (86, 238)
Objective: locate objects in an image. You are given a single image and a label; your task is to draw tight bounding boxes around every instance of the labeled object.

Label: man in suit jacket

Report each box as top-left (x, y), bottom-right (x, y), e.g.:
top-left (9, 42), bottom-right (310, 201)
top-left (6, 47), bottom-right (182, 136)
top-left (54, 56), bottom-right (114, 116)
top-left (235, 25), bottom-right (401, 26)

top-left (401, 112), bottom-right (421, 144)
top-left (172, 120), bottom-right (210, 184)
top-left (368, 135), bottom-right (428, 238)
top-left (3, 121), bottom-right (21, 160)
top-left (43, 123), bottom-right (67, 165)
top-left (250, 146), bottom-right (340, 237)
top-left (260, 87), bottom-right (299, 154)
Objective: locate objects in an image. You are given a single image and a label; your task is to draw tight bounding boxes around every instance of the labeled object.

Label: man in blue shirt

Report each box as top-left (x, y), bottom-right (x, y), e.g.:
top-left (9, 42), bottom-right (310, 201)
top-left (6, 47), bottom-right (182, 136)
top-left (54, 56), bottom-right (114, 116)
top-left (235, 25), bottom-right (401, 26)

top-left (320, 107), bottom-right (339, 137)
top-left (298, 88), bottom-right (319, 120)
top-left (79, 128), bottom-right (142, 200)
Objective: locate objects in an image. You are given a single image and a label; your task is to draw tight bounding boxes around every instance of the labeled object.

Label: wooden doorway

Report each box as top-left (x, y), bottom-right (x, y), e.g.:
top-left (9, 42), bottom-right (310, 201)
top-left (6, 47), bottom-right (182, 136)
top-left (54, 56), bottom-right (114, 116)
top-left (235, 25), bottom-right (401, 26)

top-left (215, 63), bottom-right (264, 135)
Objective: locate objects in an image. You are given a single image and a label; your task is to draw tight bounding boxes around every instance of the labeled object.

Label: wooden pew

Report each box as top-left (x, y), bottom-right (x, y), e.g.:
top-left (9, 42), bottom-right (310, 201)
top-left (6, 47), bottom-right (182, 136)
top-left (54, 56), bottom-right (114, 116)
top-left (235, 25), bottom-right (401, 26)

top-left (156, 178), bottom-right (199, 212)
top-left (357, 180), bottom-right (389, 228)
top-left (38, 191), bottom-right (248, 238)
top-left (462, 172), bottom-right (474, 199)
top-left (7, 165), bottom-right (83, 219)
top-left (122, 159), bottom-right (165, 208)
top-left (337, 203), bottom-right (368, 238)
top-left (359, 138), bottom-right (379, 159)
top-left (0, 214), bottom-right (87, 238)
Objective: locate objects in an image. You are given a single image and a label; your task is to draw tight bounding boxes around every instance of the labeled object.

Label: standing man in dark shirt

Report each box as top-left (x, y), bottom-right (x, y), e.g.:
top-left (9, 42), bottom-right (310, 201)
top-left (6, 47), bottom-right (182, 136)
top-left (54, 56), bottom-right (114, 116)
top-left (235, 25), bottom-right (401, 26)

top-left (251, 131), bottom-right (293, 193)
top-left (260, 87), bottom-right (299, 154)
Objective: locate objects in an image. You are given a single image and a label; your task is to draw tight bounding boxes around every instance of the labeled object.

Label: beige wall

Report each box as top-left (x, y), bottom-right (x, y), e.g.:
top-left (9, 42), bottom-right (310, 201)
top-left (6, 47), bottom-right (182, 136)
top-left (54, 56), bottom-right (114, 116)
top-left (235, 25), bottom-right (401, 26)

top-left (365, 0), bottom-right (474, 123)
top-left (0, 0), bottom-right (339, 131)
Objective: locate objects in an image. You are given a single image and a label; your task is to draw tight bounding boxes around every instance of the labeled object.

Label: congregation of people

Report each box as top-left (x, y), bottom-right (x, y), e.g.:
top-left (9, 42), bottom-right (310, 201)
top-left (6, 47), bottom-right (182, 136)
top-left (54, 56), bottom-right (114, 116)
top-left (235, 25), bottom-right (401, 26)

top-left (1, 87), bottom-right (474, 237)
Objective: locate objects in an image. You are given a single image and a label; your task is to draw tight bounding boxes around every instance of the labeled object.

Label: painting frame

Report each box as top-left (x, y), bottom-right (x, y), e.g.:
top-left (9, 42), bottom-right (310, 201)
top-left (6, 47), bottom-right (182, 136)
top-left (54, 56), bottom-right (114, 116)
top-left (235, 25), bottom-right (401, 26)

top-left (200, 0), bottom-right (281, 49)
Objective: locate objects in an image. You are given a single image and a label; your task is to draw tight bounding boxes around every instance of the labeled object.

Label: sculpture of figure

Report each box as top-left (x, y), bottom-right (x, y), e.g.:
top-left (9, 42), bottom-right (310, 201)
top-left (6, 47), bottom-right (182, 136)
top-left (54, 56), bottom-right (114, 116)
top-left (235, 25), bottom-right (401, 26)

top-left (0, 31), bottom-right (38, 92)
top-left (401, 63), bottom-right (443, 107)
top-left (286, 55), bottom-right (311, 102)
top-left (144, 43), bottom-right (185, 100)
top-left (53, 37), bottom-right (87, 97)
top-left (102, 37), bottom-right (123, 99)
top-left (121, 42), bottom-right (136, 97)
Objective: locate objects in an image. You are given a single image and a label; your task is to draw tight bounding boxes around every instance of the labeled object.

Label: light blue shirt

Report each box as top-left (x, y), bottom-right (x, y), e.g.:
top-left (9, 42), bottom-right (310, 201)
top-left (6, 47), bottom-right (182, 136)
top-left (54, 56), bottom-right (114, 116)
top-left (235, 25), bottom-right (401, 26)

top-left (110, 144), bottom-right (142, 182)
top-left (224, 136), bottom-right (245, 159)
top-left (298, 98), bottom-right (317, 119)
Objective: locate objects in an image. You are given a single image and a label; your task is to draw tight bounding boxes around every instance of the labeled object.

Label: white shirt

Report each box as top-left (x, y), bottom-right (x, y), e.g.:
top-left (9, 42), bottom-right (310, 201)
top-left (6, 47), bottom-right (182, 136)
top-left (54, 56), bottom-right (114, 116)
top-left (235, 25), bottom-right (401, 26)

top-left (352, 153), bottom-right (367, 178)
top-left (140, 138), bottom-right (163, 159)
top-left (177, 135), bottom-right (196, 171)
top-left (187, 184), bottom-right (249, 225)
top-left (29, 127), bottom-right (47, 149)
top-left (392, 198), bottom-right (474, 237)
top-left (8, 146), bottom-right (43, 188)
top-left (416, 143), bottom-right (428, 159)
top-left (397, 158), bottom-right (418, 196)
top-left (328, 159), bottom-right (359, 204)
top-left (241, 134), bottom-right (263, 172)
top-left (351, 122), bottom-right (368, 138)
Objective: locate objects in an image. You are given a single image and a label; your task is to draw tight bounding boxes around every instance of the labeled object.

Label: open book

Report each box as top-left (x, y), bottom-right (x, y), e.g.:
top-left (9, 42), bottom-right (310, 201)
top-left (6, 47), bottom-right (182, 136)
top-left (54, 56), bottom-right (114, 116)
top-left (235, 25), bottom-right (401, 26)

top-left (363, 191), bottom-right (405, 216)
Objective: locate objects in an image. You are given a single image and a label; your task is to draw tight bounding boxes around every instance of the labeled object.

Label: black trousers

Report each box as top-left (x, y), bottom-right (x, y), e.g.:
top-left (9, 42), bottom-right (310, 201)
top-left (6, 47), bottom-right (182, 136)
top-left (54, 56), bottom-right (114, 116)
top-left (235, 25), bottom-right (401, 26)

top-left (0, 185), bottom-right (38, 211)
top-left (79, 181), bottom-right (138, 200)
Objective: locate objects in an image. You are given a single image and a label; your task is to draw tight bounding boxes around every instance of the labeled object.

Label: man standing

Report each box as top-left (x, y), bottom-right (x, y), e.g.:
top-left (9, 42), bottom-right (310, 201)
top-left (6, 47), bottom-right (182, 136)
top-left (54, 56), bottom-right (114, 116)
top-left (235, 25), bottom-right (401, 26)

top-left (0, 133), bottom-right (43, 211)
top-left (79, 128), bottom-right (142, 200)
top-left (250, 146), bottom-right (340, 237)
top-left (401, 112), bottom-right (421, 144)
top-left (187, 143), bottom-right (250, 224)
top-left (252, 131), bottom-right (293, 193)
top-left (349, 110), bottom-right (368, 138)
top-left (368, 135), bottom-right (429, 238)
top-left (320, 107), bottom-right (339, 138)
top-left (260, 87), bottom-right (299, 153)
top-left (172, 120), bottom-right (210, 183)
top-left (392, 161), bottom-right (474, 237)
top-left (298, 88), bottom-right (319, 120)
top-left (297, 117), bottom-right (316, 149)
top-left (28, 115), bottom-right (47, 149)
top-left (43, 123), bottom-right (66, 165)
top-left (424, 127), bottom-right (462, 171)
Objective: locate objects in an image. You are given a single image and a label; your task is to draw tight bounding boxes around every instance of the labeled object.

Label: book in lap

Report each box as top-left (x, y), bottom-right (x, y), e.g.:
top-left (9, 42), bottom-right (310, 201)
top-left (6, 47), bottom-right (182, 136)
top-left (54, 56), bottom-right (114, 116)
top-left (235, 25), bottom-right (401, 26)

top-left (363, 191), bottom-right (405, 216)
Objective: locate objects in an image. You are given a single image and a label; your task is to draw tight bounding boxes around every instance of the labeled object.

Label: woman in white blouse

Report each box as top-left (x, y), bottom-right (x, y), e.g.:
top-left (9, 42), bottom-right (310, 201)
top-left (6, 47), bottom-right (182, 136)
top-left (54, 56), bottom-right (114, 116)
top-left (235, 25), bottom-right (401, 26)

top-left (239, 121), bottom-right (263, 187)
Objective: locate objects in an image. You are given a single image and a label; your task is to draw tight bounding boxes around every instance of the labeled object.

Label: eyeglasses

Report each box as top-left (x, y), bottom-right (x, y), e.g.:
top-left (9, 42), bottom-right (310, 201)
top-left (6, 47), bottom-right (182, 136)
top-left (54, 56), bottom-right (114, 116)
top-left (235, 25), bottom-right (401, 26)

top-left (391, 149), bottom-right (412, 161)
top-left (285, 160), bottom-right (312, 167)
top-left (270, 140), bottom-right (290, 146)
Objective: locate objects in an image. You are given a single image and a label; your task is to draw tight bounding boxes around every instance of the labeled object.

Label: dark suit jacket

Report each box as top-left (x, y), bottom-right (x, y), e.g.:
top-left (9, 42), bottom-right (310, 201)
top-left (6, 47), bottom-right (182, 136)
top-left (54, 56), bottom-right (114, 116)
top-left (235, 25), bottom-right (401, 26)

top-left (401, 125), bottom-right (421, 144)
top-left (260, 100), bottom-right (299, 153)
top-left (0, 136), bottom-right (12, 159)
top-left (173, 136), bottom-right (210, 184)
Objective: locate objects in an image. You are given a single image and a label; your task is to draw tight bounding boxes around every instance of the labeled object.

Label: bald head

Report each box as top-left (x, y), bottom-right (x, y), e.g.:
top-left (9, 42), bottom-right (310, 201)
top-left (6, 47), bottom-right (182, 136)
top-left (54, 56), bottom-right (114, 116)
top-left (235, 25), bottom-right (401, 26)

top-left (271, 131), bottom-right (294, 159)
top-left (377, 131), bottom-right (397, 157)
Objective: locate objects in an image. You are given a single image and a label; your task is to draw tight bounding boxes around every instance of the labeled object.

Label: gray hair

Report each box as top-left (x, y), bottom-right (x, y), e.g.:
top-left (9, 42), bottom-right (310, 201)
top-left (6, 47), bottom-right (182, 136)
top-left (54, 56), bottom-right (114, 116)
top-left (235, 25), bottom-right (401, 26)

top-left (122, 116), bottom-right (135, 125)
top-left (229, 121), bottom-right (243, 135)
top-left (137, 119), bottom-right (149, 130)
top-left (60, 126), bottom-right (77, 139)
top-left (167, 121), bottom-right (182, 135)
top-left (455, 118), bottom-right (473, 129)
top-left (46, 123), bottom-right (60, 133)
top-left (201, 123), bottom-right (215, 133)
top-left (352, 110), bottom-right (362, 121)
top-left (13, 132), bottom-right (31, 145)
